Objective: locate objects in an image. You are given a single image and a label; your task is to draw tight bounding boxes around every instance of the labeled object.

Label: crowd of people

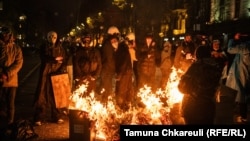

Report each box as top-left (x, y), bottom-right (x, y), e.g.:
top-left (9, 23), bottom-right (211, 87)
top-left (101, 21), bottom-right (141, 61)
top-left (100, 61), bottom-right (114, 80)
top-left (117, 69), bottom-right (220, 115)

top-left (0, 25), bottom-right (250, 127)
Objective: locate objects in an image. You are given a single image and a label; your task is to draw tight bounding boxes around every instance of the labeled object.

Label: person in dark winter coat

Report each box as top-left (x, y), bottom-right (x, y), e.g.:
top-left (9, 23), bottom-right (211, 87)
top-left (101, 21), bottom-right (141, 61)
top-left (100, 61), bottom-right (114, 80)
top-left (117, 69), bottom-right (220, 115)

top-left (178, 46), bottom-right (222, 124)
top-left (100, 27), bottom-right (120, 104)
top-left (173, 34), bottom-right (197, 73)
top-left (33, 31), bottom-right (67, 126)
top-left (0, 26), bottom-right (23, 125)
top-left (114, 33), bottom-right (136, 110)
top-left (137, 33), bottom-right (160, 92)
top-left (73, 33), bottom-right (102, 95)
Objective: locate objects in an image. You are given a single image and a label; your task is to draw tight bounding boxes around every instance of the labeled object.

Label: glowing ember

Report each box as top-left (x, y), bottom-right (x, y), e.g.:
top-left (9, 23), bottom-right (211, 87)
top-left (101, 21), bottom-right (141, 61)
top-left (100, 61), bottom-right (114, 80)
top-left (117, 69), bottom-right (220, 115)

top-left (68, 67), bottom-right (184, 140)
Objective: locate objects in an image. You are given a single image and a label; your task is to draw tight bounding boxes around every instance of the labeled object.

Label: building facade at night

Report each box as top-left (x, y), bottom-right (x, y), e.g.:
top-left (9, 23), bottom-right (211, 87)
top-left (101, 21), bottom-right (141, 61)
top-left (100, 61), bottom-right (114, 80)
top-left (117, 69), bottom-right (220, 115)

top-left (207, 0), bottom-right (250, 34)
top-left (158, 0), bottom-right (250, 37)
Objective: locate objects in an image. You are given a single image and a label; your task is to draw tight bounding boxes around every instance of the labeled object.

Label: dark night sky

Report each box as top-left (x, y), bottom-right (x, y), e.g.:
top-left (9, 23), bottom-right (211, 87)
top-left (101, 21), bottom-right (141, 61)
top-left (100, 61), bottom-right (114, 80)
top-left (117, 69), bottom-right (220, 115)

top-left (18, 0), bottom-right (107, 36)
top-left (3, 0), bottom-right (170, 38)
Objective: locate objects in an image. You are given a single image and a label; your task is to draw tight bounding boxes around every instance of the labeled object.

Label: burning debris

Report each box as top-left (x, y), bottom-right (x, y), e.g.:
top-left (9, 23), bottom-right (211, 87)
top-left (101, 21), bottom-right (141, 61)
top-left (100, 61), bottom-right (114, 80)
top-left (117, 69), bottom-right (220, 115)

top-left (68, 67), bottom-right (184, 141)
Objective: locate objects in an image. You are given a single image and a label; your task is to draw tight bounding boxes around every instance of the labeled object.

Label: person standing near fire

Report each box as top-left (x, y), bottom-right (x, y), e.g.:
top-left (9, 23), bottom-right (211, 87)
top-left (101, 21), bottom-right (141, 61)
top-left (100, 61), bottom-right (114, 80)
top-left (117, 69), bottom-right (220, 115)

top-left (33, 31), bottom-right (67, 126)
top-left (99, 26), bottom-right (121, 104)
top-left (73, 32), bottom-right (102, 95)
top-left (137, 33), bottom-right (160, 93)
top-left (159, 40), bottom-right (173, 90)
top-left (114, 32), bottom-right (137, 110)
top-left (0, 26), bottom-right (23, 125)
top-left (173, 33), bottom-right (197, 73)
top-left (127, 33), bottom-right (139, 95)
top-left (225, 32), bottom-right (250, 123)
top-left (178, 45), bottom-right (222, 124)
top-left (210, 39), bottom-right (228, 84)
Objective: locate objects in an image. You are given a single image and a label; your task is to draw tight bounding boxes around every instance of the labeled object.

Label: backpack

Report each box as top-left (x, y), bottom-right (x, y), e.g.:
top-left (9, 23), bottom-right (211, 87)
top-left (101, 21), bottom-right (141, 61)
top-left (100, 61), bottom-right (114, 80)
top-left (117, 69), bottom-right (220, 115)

top-left (10, 119), bottom-right (38, 141)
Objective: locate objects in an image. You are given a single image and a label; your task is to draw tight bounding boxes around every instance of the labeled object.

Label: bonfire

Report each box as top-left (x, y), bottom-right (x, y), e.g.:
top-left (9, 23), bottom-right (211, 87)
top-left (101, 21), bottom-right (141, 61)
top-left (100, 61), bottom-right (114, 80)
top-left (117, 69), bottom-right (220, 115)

top-left (68, 67), bottom-right (184, 141)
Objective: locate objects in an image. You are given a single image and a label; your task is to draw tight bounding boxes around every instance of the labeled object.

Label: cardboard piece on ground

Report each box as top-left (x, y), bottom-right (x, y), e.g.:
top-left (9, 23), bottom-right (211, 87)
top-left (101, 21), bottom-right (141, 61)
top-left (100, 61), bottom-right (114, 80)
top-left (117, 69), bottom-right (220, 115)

top-left (51, 73), bottom-right (71, 108)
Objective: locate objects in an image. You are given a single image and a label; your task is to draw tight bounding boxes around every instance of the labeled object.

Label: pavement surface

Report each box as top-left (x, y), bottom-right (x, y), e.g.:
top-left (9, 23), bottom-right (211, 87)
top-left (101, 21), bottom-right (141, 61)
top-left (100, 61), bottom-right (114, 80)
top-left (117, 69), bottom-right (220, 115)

top-left (14, 48), bottom-right (70, 141)
top-left (1, 48), bottom-right (250, 141)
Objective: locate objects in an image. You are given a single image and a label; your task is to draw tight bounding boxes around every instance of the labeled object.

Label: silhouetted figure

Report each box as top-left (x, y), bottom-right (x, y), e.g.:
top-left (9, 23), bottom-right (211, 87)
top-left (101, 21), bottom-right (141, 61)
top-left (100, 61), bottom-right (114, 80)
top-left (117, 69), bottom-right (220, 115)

top-left (178, 46), bottom-right (222, 124)
top-left (99, 26), bottom-right (120, 104)
top-left (137, 33), bottom-right (160, 92)
top-left (73, 33), bottom-right (102, 95)
top-left (114, 32), bottom-right (136, 110)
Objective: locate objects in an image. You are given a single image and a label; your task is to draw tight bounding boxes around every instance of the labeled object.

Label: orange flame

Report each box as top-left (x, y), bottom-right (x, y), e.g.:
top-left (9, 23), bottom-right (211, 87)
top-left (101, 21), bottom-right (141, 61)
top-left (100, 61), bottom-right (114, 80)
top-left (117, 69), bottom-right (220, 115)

top-left (69, 67), bottom-right (184, 140)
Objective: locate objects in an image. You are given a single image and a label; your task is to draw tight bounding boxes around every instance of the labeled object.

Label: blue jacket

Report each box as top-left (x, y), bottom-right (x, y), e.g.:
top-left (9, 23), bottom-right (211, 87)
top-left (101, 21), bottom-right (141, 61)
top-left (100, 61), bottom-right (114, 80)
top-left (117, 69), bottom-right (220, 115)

top-left (226, 39), bottom-right (250, 103)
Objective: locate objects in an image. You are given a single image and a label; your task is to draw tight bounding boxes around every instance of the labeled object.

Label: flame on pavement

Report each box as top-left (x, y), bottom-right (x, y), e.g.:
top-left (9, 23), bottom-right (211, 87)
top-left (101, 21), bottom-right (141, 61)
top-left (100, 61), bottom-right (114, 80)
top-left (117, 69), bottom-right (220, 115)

top-left (68, 67), bottom-right (184, 140)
